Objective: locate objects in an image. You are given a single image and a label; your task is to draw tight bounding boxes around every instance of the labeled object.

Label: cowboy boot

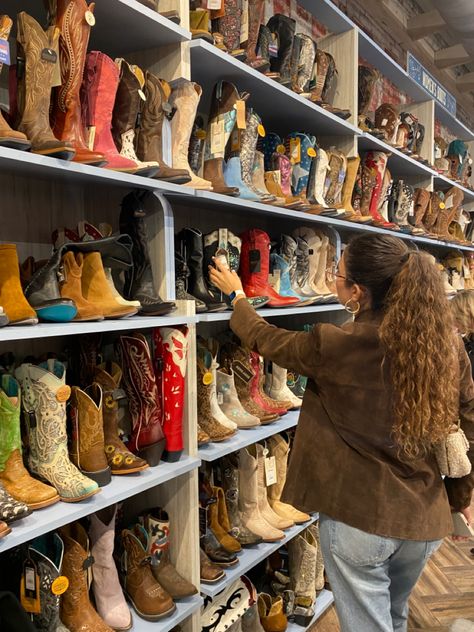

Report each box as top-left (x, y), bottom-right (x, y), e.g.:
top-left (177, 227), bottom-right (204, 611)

top-left (269, 253), bottom-right (311, 306)
top-left (362, 151), bottom-right (396, 227)
top-left (16, 13), bottom-right (75, 159)
top-left (267, 14), bottom-right (296, 86)
top-left (0, 16), bottom-right (30, 150)
top-left (200, 547), bottom-right (225, 584)
top-left (249, 352), bottom-right (291, 415)
top-left (253, 151), bottom-right (279, 202)
top-left (219, 454), bottom-right (263, 546)
top-left (0, 244), bottom-right (37, 325)
top-left (325, 150), bottom-right (347, 209)
top-left (89, 507), bottom-right (132, 631)
top-left (374, 103), bottom-right (400, 144)
top-left (112, 58), bottom-right (160, 177)
top-left (0, 374), bottom-right (59, 510)
top-left (169, 79), bottom-right (213, 189)
top-left (358, 65), bottom-right (378, 128)
top-left (411, 188), bottom-right (431, 232)
top-left (267, 434), bottom-right (310, 523)
top-left (175, 252), bottom-right (207, 312)
top-left (26, 532), bottom-right (70, 632)
top-left (59, 522), bottom-right (114, 632)
top-left (93, 363), bottom-right (148, 475)
top-left (292, 34), bottom-right (316, 94)
top-left (434, 188), bottom-right (464, 239)
top-left (203, 228), bottom-right (241, 302)
top-left (119, 333), bottom-right (166, 465)
top-left (15, 360), bottom-right (99, 502)
top-left (224, 155), bottom-right (260, 200)
top-left (59, 252), bottom-right (104, 321)
top-left (238, 446), bottom-right (285, 541)
top-left (207, 485), bottom-right (242, 553)
top-left (121, 526), bottom-right (176, 620)
top-left (119, 190), bottom-right (176, 316)
top-left (306, 148), bottom-right (331, 211)
top-left (135, 71), bottom-right (191, 183)
top-left (254, 443), bottom-right (293, 529)
top-left (243, 0), bottom-right (268, 70)
top-left (153, 326), bottom-right (189, 462)
top-left (423, 191), bottom-right (442, 233)
top-left (198, 341), bottom-right (237, 431)
top-left (81, 51), bottom-right (138, 172)
top-left (48, 0), bottom-right (106, 166)
top-left (287, 530), bottom-right (317, 625)
top-left (394, 181), bottom-right (415, 233)
top-left (307, 522), bottom-right (325, 591)
top-left (258, 594), bottom-right (287, 632)
top-left (285, 132), bottom-right (316, 204)
top-left (336, 156), bottom-right (372, 222)
top-left (292, 237), bottom-right (321, 300)
top-left (214, 0), bottom-right (244, 54)
top-left (175, 228), bottom-right (227, 312)
top-left (309, 232), bottom-right (338, 302)
top-left (239, 229), bottom-right (299, 307)
top-left (240, 110), bottom-right (274, 201)
top-left (69, 384), bottom-right (111, 487)
top-left (139, 508), bottom-right (198, 598)
top-left (264, 362), bottom-right (302, 410)
top-left (216, 367), bottom-right (261, 428)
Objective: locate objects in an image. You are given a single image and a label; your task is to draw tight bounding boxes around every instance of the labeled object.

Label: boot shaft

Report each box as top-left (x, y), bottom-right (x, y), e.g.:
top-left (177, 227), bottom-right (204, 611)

top-left (240, 228), bottom-right (271, 285)
top-left (267, 14), bottom-right (296, 83)
top-left (29, 532), bottom-right (65, 632)
top-left (136, 71), bottom-right (166, 162)
top-left (82, 51), bottom-right (120, 141)
top-left (112, 58), bottom-right (140, 149)
top-left (69, 383), bottom-right (106, 460)
top-left (170, 79), bottom-right (202, 163)
top-left (0, 375), bottom-right (22, 469)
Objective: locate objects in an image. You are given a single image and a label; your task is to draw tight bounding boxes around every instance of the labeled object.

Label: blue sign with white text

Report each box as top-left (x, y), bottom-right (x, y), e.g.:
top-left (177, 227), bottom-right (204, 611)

top-left (407, 52), bottom-right (456, 115)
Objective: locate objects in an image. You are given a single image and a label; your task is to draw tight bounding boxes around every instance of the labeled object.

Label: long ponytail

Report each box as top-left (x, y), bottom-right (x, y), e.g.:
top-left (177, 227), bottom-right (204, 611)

top-left (345, 235), bottom-right (459, 459)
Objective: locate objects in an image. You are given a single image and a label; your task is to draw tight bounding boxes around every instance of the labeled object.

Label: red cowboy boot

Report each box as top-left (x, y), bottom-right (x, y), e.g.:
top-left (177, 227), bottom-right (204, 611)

top-left (363, 151), bottom-right (397, 229)
top-left (152, 326), bottom-right (189, 463)
top-left (48, 0), bottom-right (106, 166)
top-left (119, 333), bottom-right (165, 465)
top-left (240, 229), bottom-right (299, 307)
top-left (81, 51), bottom-right (138, 172)
top-left (249, 351), bottom-right (290, 415)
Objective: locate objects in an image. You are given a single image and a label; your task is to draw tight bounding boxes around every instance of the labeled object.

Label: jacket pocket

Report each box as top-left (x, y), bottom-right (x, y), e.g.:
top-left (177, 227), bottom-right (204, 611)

top-left (329, 519), bottom-right (398, 566)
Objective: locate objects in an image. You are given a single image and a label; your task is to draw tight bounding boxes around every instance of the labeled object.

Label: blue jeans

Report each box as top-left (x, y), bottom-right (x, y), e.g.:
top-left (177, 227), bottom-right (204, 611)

top-left (319, 514), bottom-right (442, 632)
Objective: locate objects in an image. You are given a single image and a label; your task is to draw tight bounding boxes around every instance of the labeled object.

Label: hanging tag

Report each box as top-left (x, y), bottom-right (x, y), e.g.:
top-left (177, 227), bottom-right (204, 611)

top-left (257, 124), bottom-right (266, 137)
top-left (289, 137), bottom-right (301, 164)
top-left (202, 371), bottom-right (213, 386)
top-left (307, 147), bottom-right (317, 158)
top-left (51, 576), bottom-right (69, 596)
top-left (381, 118), bottom-right (388, 127)
top-left (230, 127), bottom-right (242, 153)
top-left (51, 39), bottom-right (62, 87)
top-left (210, 118), bottom-right (225, 155)
top-left (86, 126), bottom-right (96, 151)
top-left (445, 195), bottom-right (454, 209)
top-left (265, 456), bottom-right (277, 486)
top-left (85, 10), bottom-right (96, 26)
top-left (138, 89), bottom-right (146, 101)
top-left (0, 39), bottom-right (11, 65)
top-left (206, 0), bottom-right (222, 9)
top-left (232, 360), bottom-right (254, 383)
top-left (217, 391), bottom-right (224, 405)
top-left (21, 559), bottom-right (41, 614)
top-left (235, 100), bottom-right (246, 129)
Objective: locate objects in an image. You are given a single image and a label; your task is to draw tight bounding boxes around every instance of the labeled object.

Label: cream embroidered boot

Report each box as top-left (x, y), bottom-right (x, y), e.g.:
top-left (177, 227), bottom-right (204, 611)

top-left (267, 434), bottom-right (310, 524)
top-left (209, 354), bottom-right (238, 432)
top-left (238, 447), bottom-right (285, 542)
top-left (254, 443), bottom-right (294, 530)
top-left (308, 522), bottom-right (325, 591)
top-left (288, 529), bottom-right (317, 625)
top-left (264, 362), bottom-right (302, 410)
top-left (169, 80), bottom-right (213, 190)
top-left (311, 232), bottom-right (337, 302)
top-left (15, 360), bottom-right (99, 502)
top-left (217, 369), bottom-right (261, 428)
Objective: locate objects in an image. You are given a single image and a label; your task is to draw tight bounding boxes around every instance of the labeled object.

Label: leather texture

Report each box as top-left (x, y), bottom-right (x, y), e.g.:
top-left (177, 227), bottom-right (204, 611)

top-left (0, 244), bottom-right (37, 324)
top-left (60, 252), bottom-right (104, 321)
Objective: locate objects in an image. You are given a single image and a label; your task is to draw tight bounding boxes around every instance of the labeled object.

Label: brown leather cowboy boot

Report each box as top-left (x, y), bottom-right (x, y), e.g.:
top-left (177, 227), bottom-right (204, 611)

top-left (0, 16), bottom-right (30, 150)
top-left (16, 12), bottom-right (75, 159)
top-left (47, 0), bottom-right (106, 165)
top-left (135, 72), bottom-right (191, 183)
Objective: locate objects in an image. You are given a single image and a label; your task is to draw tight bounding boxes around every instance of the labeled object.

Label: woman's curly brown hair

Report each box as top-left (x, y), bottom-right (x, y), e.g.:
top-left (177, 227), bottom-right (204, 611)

top-left (345, 234), bottom-right (459, 459)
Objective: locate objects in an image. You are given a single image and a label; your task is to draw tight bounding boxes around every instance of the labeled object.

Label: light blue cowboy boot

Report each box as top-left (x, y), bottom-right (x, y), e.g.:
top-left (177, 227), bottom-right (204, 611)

top-left (223, 156), bottom-right (260, 201)
top-left (270, 253), bottom-right (317, 306)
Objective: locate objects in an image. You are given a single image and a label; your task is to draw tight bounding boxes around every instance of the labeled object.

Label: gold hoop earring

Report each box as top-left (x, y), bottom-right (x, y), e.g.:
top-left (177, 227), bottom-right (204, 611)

top-left (344, 299), bottom-right (360, 315)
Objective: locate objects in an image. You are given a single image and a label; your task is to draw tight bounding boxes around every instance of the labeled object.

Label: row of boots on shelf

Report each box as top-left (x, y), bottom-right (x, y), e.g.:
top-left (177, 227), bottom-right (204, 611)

top-left (176, 226), bottom-right (337, 314)
top-left (0, 326), bottom-right (188, 539)
top-left (191, 0), bottom-right (350, 120)
top-left (0, 191), bottom-right (175, 327)
top-left (198, 435), bottom-right (310, 575)
top-left (196, 335), bottom-right (306, 445)
top-left (0, 504), bottom-right (197, 631)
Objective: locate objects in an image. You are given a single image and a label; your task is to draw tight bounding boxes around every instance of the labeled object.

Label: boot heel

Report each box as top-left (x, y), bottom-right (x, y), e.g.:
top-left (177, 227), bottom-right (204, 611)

top-left (294, 608), bottom-right (315, 626)
top-left (138, 439), bottom-right (165, 467)
top-left (83, 466), bottom-right (112, 487)
top-left (161, 449), bottom-right (183, 463)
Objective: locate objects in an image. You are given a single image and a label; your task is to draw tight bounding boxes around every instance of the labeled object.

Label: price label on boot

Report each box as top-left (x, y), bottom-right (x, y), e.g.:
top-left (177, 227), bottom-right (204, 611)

top-left (0, 39), bottom-right (10, 65)
top-left (206, 0), bottom-right (222, 9)
top-left (85, 10), bottom-right (96, 25)
top-left (265, 456), bottom-right (277, 486)
top-left (202, 371), bottom-right (213, 385)
top-left (210, 118), bottom-right (225, 155)
top-left (307, 147), bottom-right (317, 158)
top-left (51, 576), bottom-right (69, 595)
top-left (235, 100), bottom-right (247, 130)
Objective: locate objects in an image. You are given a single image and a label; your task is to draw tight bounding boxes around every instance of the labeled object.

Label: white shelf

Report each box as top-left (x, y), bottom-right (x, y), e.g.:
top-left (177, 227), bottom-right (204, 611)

top-left (0, 314), bottom-right (199, 342)
top-left (199, 410), bottom-right (300, 462)
top-left (0, 146), bottom-right (194, 194)
top-left (200, 515), bottom-right (318, 598)
top-left (298, 0), bottom-right (354, 34)
top-left (130, 595), bottom-right (203, 632)
top-left (0, 0), bottom-right (190, 55)
top-left (286, 590), bottom-right (334, 631)
top-left (198, 304), bottom-right (344, 322)
top-left (358, 133), bottom-right (435, 178)
top-left (189, 40), bottom-right (358, 137)
top-left (434, 102), bottom-right (474, 142)
top-left (0, 455), bottom-right (200, 553)
top-left (434, 173), bottom-right (474, 202)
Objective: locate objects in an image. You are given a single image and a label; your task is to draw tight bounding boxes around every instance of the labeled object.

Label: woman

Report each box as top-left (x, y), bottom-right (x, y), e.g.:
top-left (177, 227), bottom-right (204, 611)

top-left (451, 289), bottom-right (474, 377)
top-left (210, 233), bottom-right (474, 632)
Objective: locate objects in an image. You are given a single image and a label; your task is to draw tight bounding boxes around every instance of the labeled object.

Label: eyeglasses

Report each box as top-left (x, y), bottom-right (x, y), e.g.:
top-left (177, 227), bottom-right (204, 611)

top-left (326, 266), bottom-right (347, 283)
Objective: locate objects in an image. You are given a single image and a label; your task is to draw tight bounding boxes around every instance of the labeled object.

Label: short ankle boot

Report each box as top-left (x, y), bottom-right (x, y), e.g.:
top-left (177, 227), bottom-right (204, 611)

top-left (258, 593), bottom-right (287, 632)
top-left (119, 333), bottom-right (166, 465)
top-left (89, 507), bottom-right (132, 631)
top-left (135, 71), bottom-right (191, 183)
top-left (267, 435), bottom-right (310, 523)
top-left (0, 244), bottom-right (37, 325)
top-left (239, 447), bottom-right (285, 542)
top-left (0, 16), bottom-right (30, 150)
top-left (169, 79), bottom-right (213, 189)
top-left (175, 252), bottom-right (207, 312)
top-left (16, 12), bottom-right (75, 159)
top-left (59, 252), bottom-right (104, 321)
top-left (49, 0), bottom-right (106, 166)
top-left (60, 522), bottom-right (115, 632)
top-left (15, 360), bottom-right (99, 502)
top-left (265, 362), bottom-right (302, 410)
top-left (153, 326), bottom-right (189, 462)
top-left (0, 374), bottom-right (59, 510)
top-left (112, 58), bottom-right (160, 177)
top-left (93, 363), bottom-right (148, 475)
top-left (267, 14), bottom-right (296, 86)
top-left (81, 51), bottom-right (138, 172)
top-left (119, 191), bottom-right (176, 316)
top-left (139, 508), bottom-right (198, 598)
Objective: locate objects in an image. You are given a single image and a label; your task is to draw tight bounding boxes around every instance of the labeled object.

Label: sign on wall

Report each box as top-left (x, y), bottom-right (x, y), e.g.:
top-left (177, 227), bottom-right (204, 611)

top-left (407, 52), bottom-right (456, 115)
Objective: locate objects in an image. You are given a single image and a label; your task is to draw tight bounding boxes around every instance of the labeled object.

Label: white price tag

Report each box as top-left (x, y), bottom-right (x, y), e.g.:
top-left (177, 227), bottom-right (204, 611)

top-left (217, 391), bottom-right (224, 405)
top-left (210, 118), bottom-right (225, 155)
top-left (207, 0), bottom-right (222, 8)
top-left (381, 118), bottom-right (388, 126)
top-left (265, 456), bottom-right (277, 486)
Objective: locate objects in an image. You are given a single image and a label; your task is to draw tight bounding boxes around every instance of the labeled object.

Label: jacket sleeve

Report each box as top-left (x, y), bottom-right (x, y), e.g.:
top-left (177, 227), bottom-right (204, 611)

top-left (444, 339), bottom-right (474, 511)
top-left (229, 298), bottom-right (322, 378)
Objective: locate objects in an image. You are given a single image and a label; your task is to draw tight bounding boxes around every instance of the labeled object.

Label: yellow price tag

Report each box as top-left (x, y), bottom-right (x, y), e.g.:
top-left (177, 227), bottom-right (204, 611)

top-left (257, 124), bottom-right (266, 137)
top-left (202, 371), bottom-right (213, 385)
top-left (276, 144), bottom-right (286, 154)
top-left (439, 202), bottom-right (446, 209)
top-left (51, 576), bottom-right (69, 596)
top-left (307, 147), bottom-right (317, 158)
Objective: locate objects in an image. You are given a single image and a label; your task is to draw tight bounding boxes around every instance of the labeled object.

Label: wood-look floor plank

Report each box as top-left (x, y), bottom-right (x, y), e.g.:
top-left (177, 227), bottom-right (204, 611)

top-left (443, 566), bottom-right (474, 593)
top-left (419, 594), bottom-right (474, 625)
top-left (411, 558), bottom-right (460, 597)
